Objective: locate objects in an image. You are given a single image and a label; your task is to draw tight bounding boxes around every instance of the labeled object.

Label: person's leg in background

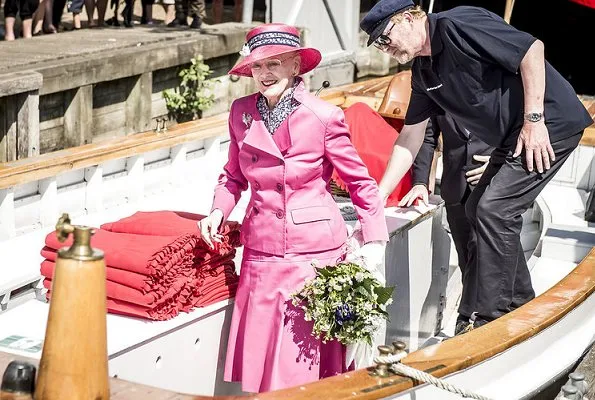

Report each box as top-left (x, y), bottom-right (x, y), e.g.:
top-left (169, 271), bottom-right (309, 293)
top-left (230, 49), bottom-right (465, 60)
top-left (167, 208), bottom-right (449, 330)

top-left (167, 0), bottom-right (187, 26)
top-left (4, 0), bottom-right (19, 39)
top-left (19, 0), bottom-right (36, 37)
top-left (140, 0), bottom-right (154, 24)
top-left (188, 0), bottom-right (204, 29)
top-left (160, 0), bottom-right (174, 25)
top-left (51, 0), bottom-right (65, 30)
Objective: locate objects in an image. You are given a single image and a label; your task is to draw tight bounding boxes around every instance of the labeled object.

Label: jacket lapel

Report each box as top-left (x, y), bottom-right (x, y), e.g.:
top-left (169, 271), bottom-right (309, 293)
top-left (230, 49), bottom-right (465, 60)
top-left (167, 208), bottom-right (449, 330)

top-left (242, 102), bottom-right (283, 160)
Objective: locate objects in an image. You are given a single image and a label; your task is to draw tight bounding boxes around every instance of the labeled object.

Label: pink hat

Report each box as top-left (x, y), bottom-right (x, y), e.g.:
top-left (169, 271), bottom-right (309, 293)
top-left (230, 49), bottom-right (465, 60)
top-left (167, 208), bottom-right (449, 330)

top-left (228, 23), bottom-right (322, 78)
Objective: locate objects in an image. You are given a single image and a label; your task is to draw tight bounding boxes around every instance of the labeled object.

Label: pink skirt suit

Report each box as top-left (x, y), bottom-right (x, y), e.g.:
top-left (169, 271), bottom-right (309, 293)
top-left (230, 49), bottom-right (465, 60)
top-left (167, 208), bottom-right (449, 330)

top-left (211, 81), bottom-right (389, 393)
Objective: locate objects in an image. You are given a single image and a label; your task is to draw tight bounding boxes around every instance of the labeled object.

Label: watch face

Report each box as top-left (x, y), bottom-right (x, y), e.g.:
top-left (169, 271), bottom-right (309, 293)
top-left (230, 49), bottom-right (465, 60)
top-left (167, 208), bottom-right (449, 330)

top-left (526, 112), bottom-right (543, 122)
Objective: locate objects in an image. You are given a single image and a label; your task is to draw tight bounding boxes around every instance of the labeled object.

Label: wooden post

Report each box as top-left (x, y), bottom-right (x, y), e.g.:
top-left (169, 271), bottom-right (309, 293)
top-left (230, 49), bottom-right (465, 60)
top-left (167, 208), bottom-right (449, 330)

top-left (126, 72), bottom-right (152, 135)
top-left (504, 0), bottom-right (515, 23)
top-left (63, 85), bottom-right (93, 148)
top-left (16, 92), bottom-right (40, 160)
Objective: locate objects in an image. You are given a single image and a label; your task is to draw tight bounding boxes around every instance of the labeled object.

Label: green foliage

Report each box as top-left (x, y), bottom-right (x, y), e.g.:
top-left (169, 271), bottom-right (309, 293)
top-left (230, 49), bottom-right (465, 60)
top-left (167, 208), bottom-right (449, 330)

top-left (163, 55), bottom-right (217, 122)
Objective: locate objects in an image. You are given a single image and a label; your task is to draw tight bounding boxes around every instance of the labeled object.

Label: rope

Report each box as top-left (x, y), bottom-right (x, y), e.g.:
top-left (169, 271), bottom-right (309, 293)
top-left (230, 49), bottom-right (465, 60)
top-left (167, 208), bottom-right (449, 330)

top-left (374, 352), bottom-right (493, 400)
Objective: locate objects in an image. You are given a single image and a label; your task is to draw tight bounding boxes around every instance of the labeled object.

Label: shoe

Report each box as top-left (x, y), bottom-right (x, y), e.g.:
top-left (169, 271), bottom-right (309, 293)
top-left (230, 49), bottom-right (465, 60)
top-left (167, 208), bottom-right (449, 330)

top-left (105, 17), bottom-right (120, 27)
top-left (454, 314), bottom-right (472, 336)
top-left (190, 16), bottom-right (202, 29)
top-left (167, 18), bottom-right (188, 27)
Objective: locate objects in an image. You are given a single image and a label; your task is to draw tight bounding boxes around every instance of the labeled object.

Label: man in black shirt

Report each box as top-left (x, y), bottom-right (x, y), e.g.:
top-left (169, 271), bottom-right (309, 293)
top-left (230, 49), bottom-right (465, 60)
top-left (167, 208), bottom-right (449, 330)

top-left (360, 0), bottom-right (593, 332)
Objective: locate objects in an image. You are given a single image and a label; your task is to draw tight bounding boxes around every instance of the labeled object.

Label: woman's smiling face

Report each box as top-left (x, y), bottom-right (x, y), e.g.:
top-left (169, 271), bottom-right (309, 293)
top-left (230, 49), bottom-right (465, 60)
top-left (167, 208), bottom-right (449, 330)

top-left (251, 52), bottom-right (300, 101)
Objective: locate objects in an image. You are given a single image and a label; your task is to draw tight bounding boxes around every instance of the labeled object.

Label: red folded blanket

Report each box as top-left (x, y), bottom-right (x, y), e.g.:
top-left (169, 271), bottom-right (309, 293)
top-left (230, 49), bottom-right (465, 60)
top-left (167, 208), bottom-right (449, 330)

top-left (43, 280), bottom-right (185, 321)
top-left (41, 247), bottom-right (195, 294)
top-left (41, 211), bottom-right (242, 321)
top-left (43, 229), bottom-right (198, 278)
top-left (100, 210), bottom-right (241, 251)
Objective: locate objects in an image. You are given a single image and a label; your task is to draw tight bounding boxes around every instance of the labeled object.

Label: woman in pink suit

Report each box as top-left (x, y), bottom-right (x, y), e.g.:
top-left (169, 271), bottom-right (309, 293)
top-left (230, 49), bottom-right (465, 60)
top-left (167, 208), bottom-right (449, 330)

top-left (197, 23), bottom-right (389, 393)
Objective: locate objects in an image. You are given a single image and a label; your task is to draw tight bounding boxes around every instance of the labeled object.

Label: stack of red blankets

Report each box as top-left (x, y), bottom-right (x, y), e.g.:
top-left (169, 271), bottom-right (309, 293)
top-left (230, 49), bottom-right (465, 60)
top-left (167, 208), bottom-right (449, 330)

top-left (41, 211), bottom-right (241, 321)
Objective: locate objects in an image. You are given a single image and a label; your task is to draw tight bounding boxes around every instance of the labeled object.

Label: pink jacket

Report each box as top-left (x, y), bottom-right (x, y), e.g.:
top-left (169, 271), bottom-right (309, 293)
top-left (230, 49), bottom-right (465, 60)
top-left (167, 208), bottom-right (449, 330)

top-left (212, 81), bottom-right (389, 256)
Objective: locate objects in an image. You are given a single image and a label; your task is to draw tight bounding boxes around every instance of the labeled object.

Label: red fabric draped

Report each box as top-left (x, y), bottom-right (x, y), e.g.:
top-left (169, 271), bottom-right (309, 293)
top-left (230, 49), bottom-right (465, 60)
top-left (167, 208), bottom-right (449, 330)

top-left (569, 0), bottom-right (595, 9)
top-left (40, 211), bottom-right (241, 321)
top-left (332, 102), bottom-right (413, 207)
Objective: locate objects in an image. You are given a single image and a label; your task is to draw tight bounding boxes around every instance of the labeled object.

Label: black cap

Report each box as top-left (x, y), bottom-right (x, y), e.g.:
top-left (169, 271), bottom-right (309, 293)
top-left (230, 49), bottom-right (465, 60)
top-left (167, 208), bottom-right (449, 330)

top-left (360, 0), bottom-right (415, 46)
top-left (1, 361), bottom-right (36, 394)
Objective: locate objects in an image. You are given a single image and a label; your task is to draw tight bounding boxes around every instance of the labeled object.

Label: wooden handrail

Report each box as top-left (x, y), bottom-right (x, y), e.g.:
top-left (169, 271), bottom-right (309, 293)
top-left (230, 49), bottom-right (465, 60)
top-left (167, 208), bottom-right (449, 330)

top-left (2, 249), bottom-right (593, 399)
top-left (0, 113), bottom-right (230, 190)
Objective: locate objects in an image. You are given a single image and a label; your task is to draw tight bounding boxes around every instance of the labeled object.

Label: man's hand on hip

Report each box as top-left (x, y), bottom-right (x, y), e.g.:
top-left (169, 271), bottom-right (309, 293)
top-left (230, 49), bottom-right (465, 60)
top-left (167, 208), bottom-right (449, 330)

top-left (513, 121), bottom-right (555, 173)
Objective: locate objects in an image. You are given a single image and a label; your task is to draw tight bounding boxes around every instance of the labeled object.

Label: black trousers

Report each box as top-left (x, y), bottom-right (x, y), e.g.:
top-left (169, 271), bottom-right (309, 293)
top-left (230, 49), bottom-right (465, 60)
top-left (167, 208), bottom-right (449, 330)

top-left (459, 131), bottom-right (584, 321)
top-left (445, 201), bottom-right (472, 283)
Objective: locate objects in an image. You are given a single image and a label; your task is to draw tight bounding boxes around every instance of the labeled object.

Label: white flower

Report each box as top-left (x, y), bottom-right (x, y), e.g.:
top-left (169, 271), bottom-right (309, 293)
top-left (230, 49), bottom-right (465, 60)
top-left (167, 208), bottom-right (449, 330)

top-left (239, 43), bottom-right (251, 57)
top-left (355, 272), bottom-right (365, 282)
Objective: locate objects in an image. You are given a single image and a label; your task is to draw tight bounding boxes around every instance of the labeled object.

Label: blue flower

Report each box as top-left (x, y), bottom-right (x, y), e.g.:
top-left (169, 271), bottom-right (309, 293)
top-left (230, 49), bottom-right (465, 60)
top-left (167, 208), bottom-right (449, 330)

top-left (335, 304), bottom-right (355, 326)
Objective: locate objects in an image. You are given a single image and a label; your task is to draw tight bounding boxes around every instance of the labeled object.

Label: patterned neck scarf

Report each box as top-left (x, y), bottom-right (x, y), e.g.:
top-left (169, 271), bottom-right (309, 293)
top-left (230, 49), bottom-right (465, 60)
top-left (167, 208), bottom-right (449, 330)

top-left (256, 79), bottom-right (301, 135)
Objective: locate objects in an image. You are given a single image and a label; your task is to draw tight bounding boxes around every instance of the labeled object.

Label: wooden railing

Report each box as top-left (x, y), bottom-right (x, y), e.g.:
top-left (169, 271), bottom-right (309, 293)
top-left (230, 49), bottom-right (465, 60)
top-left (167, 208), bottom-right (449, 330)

top-left (0, 113), bottom-right (230, 190)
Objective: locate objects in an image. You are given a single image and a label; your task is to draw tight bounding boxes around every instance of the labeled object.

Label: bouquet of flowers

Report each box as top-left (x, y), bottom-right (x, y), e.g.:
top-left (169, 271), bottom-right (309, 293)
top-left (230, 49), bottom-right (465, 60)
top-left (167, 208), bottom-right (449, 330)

top-left (292, 223), bottom-right (394, 369)
top-left (291, 260), bottom-right (394, 347)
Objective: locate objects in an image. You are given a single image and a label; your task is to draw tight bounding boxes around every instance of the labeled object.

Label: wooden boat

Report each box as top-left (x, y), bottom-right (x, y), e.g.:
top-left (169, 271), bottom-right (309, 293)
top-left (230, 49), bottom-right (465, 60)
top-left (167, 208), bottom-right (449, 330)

top-left (0, 74), bottom-right (593, 400)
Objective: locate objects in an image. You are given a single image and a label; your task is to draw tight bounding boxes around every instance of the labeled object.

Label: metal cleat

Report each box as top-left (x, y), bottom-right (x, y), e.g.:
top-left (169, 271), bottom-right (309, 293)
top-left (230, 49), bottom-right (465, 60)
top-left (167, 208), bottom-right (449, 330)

top-left (373, 345), bottom-right (394, 377)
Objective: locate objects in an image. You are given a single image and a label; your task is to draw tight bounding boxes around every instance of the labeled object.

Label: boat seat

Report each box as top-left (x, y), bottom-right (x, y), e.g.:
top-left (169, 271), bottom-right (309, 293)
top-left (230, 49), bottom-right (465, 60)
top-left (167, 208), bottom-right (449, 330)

top-left (377, 69), bottom-right (412, 119)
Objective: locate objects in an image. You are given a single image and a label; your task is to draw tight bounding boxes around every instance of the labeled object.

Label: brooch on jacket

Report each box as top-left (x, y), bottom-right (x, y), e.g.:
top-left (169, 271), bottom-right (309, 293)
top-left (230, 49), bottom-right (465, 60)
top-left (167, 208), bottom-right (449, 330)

top-left (242, 113), bottom-right (253, 128)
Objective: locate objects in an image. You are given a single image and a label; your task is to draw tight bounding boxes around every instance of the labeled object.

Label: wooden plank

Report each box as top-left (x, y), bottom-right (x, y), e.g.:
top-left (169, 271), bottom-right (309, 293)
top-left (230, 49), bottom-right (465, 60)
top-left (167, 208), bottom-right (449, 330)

top-left (0, 71), bottom-right (43, 97)
top-left (39, 125), bottom-right (65, 154)
top-left (126, 72), bottom-right (153, 134)
top-left (0, 97), bottom-right (7, 163)
top-left (4, 95), bottom-right (17, 162)
top-left (0, 112), bottom-right (230, 189)
top-left (63, 85), bottom-right (93, 148)
top-left (16, 91), bottom-right (40, 159)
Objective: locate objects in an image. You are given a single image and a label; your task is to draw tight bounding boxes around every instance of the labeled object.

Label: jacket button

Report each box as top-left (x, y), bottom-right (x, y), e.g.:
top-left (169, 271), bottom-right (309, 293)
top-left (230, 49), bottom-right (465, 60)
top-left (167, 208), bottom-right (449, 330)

top-left (254, 181), bottom-right (260, 190)
top-left (252, 154), bottom-right (258, 163)
top-left (276, 183), bottom-right (283, 192)
top-left (275, 210), bottom-right (284, 219)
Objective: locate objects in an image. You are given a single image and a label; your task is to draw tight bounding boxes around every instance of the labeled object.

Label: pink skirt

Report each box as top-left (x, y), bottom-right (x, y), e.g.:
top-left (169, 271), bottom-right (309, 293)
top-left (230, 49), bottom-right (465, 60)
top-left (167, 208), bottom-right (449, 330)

top-left (224, 246), bottom-right (352, 393)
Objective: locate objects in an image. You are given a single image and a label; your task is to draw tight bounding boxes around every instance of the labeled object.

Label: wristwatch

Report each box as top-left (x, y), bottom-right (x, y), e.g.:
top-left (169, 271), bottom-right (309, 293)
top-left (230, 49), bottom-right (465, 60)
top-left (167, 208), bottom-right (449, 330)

top-left (524, 112), bottom-right (544, 123)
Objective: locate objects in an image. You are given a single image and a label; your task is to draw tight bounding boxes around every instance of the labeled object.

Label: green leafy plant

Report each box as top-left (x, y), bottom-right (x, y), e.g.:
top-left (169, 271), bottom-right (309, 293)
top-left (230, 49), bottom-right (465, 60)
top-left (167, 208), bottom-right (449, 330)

top-left (163, 55), bottom-right (216, 122)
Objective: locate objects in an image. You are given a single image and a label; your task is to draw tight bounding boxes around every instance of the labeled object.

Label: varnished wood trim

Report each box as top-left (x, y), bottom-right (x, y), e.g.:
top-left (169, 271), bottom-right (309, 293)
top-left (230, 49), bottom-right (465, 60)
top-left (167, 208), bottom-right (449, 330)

top-left (0, 113), bottom-right (230, 190)
top-left (580, 124), bottom-right (595, 147)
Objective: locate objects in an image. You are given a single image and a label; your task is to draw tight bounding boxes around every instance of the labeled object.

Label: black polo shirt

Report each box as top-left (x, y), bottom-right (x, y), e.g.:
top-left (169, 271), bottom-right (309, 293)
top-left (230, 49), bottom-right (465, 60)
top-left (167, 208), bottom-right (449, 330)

top-left (405, 6), bottom-right (593, 149)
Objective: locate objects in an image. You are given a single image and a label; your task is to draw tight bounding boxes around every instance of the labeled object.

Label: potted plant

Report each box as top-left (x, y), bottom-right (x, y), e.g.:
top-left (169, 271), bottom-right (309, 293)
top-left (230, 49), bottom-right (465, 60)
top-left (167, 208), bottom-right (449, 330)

top-left (163, 55), bottom-right (216, 123)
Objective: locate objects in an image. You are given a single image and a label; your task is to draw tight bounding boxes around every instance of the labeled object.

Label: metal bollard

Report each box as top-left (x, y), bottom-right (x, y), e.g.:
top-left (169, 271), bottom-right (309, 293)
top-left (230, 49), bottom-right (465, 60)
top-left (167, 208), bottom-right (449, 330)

top-left (556, 384), bottom-right (580, 400)
top-left (567, 372), bottom-right (587, 397)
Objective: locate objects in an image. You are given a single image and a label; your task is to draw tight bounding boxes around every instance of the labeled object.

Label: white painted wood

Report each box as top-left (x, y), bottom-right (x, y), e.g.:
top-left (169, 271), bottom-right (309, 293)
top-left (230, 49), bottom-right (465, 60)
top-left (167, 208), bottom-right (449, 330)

top-left (0, 188), bottom-right (15, 240)
top-left (170, 144), bottom-right (188, 188)
top-left (84, 165), bottom-right (103, 214)
top-left (125, 155), bottom-right (144, 205)
top-left (39, 177), bottom-right (58, 228)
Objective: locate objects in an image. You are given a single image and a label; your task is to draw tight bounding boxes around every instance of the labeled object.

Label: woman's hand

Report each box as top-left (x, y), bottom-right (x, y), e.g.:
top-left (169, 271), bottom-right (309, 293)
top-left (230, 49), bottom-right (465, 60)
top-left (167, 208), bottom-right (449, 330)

top-left (197, 209), bottom-right (224, 249)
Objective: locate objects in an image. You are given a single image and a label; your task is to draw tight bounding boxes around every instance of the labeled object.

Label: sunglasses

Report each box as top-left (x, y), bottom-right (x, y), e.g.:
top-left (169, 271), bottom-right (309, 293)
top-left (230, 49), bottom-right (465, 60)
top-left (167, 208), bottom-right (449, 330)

top-left (250, 55), bottom-right (294, 73)
top-left (373, 21), bottom-right (395, 51)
